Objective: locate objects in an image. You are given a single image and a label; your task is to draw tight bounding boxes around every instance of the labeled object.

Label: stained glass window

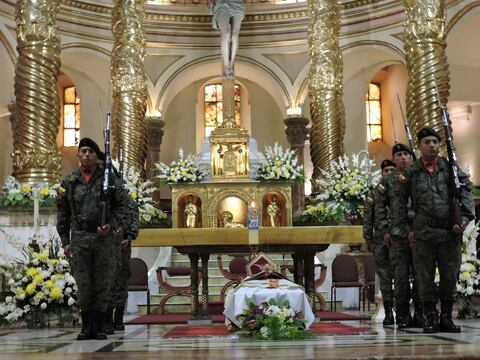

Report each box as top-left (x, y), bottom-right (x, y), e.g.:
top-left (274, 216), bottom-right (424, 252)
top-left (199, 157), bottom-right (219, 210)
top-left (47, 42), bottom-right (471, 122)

top-left (204, 83), bottom-right (240, 138)
top-left (365, 83), bottom-right (382, 142)
top-left (63, 86), bottom-right (80, 147)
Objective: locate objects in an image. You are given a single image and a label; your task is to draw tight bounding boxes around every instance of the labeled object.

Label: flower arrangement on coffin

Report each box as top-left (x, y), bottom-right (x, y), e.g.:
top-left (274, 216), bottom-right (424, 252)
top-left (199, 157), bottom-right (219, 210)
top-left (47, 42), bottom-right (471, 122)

top-left (294, 201), bottom-right (346, 225)
top-left (236, 298), bottom-right (313, 340)
top-left (0, 235), bottom-right (79, 327)
top-left (312, 151), bottom-right (381, 222)
top-left (0, 176), bottom-right (60, 208)
top-left (455, 221), bottom-right (480, 319)
top-left (154, 148), bottom-right (207, 183)
top-left (112, 160), bottom-right (170, 227)
top-left (254, 143), bottom-right (304, 182)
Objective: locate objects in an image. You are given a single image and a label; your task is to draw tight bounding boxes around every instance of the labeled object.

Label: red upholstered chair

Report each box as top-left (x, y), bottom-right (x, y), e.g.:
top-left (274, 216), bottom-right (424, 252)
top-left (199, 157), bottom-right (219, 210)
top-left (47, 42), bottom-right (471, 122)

top-left (128, 258), bottom-right (151, 314)
top-left (217, 255), bottom-right (248, 301)
top-left (156, 266), bottom-right (201, 314)
top-left (330, 254), bottom-right (365, 311)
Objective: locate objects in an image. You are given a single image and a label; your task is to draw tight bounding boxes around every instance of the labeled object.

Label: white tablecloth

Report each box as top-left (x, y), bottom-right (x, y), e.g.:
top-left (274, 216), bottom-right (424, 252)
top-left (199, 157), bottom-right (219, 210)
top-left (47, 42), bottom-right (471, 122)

top-left (223, 279), bottom-right (315, 329)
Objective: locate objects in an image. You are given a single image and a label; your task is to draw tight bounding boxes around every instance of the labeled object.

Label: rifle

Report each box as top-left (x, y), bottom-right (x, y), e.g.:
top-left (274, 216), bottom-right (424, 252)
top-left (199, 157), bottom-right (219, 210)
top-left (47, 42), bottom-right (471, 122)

top-left (433, 77), bottom-right (463, 227)
top-left (396, 93), bottom-right (416, 160)
top-left (101, 112), bottom-right (112, 227)
top-left (118, 146), bottom-right (124, 182)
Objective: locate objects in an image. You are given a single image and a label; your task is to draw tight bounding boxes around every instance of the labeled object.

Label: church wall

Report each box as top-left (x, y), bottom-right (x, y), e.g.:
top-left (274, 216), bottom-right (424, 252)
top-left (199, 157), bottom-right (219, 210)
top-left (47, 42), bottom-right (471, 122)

top-left (0, 41), bottom-right (14, 182)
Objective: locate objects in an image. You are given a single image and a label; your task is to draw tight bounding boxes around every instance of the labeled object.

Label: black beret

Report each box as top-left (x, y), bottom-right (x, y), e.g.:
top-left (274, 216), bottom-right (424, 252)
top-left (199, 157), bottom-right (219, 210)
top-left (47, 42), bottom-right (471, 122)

top-left (417, 127), bottom-right (441, 142)
top-left (381, 159), bottom-right (396, 171)
top-left (392, 143), bottom-right (413, 156)
top-left (78, 137), bottom-right (101, 156)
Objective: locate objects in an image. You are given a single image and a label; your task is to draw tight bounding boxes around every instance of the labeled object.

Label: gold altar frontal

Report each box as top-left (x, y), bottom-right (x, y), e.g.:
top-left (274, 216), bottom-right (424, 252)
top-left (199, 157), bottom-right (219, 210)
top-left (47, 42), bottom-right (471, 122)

top-left (170, 181), bottom-right (292, 229)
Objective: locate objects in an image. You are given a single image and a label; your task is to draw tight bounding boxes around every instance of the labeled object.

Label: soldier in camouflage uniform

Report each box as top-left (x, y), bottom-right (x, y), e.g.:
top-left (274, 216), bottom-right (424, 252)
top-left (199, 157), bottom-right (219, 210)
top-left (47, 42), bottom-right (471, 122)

top-left (375, 143), bottom-right (422, 329)
top-left (393, 127), bottom-right (474, 333)
top-left (363, 159), bottom-right (395, 326)
top-left (113, 195), bottom-right (139, 330)
top-left (57, 138), bottom-right (129, 340)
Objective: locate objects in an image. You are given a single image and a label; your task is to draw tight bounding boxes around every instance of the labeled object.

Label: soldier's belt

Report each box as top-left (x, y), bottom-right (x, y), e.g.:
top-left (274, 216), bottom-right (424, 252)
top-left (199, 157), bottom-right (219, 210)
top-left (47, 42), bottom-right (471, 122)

top-left (75, 220), bottom-right (99, 233)
top-left (415, 213), bottom-right (451, 230)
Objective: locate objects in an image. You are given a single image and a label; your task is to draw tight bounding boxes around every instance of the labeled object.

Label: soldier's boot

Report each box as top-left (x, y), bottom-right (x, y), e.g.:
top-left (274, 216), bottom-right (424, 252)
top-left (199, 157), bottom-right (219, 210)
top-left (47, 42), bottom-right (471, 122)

top-left (383, 301), bottom-right (395, 326)
top-left (104, 308), bottom-right (115, 335)
top-left (423, 302), bottom-right (439, 334)
top-left (439, 301), bottom-right (461, 333)
top-left (411, 302), bottom-right (424, 328)
top-left (77, 310), bottom-right (93, 341)
top-left (114, 305), bottom-right (125, 331)
top-left (396, 303), bottom-right (412, 329)
top-left (92, 310), bottom-right (108, 340)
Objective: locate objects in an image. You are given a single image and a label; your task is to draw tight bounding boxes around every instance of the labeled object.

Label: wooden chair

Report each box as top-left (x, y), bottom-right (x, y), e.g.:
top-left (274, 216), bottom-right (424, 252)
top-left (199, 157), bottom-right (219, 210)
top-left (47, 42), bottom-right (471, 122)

top-left (330, 254), bottom-right (365, 311)
top-left (216, 255), bottom-right (248, 301)
top-left (156, 266), bottom-right (201, 314)
top-left (128, 258), bottom-right (151, 314)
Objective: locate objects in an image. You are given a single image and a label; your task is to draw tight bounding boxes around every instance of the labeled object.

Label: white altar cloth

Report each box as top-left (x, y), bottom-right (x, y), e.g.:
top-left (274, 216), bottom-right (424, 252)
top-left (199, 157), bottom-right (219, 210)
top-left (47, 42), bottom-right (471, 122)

top-left (223, 279), bottom-right (315, 328)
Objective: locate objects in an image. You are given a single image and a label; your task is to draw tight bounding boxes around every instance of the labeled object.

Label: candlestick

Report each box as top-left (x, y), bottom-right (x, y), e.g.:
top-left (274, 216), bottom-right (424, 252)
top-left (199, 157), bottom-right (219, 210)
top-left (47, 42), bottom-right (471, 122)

top-left (247, 201), bottom-right (258, 230)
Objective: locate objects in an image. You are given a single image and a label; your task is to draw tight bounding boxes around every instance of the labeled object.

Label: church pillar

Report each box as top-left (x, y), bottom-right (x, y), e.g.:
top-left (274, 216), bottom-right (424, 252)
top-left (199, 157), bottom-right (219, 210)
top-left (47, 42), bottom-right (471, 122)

top-left (284, 116), bottom-right (309, 215)
top-left (111, 0), bottom-right (148, 175)
top-left (404, 0), bottom-right (450, 147)
top-left (145, 116), bottom-right (165, 203)
top-left (12, 0), bottom-right (62, 184)
top-left (307, 0), bottom-right (345, 193)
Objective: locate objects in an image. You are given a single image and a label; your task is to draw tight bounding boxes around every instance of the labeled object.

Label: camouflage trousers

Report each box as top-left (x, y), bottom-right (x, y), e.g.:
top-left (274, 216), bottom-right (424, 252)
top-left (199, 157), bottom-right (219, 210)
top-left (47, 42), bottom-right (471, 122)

top-left (107, 240), bottom-right (122, 309)
top-left (412, 230), bottom-right (462, 304)
top-left (71, 230), bottom-right (115, 312)
top-left (390, 236), bottom-right (420, 306)
top-left (113, 244), bottom-right (132, 307)
top-left (374, 244), bottom-right (394, 304)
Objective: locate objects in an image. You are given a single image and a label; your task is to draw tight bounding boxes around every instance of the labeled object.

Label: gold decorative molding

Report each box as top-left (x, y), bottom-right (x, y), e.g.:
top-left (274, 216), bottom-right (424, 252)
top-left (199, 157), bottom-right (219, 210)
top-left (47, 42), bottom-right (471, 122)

top-left (0, 30), bottom-right (17, 65)
top-left (404, 0), bottom-right (450, 147)
top-left (13, 0), bottom-right (62, 184)
top-left (307, 0), bottom-right (345, 193)
top-left (61, 42), bottom-right (112, 57)
top-left (446, 1), bottom-right (480, 35)
top-left (111, 0), bottom-right (149, 174)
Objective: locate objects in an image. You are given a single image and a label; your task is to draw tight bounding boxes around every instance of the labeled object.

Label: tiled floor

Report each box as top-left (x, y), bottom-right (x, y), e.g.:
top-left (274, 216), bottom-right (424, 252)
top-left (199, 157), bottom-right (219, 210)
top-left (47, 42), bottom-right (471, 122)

top-left (0, 315), bottom-right (480, 359)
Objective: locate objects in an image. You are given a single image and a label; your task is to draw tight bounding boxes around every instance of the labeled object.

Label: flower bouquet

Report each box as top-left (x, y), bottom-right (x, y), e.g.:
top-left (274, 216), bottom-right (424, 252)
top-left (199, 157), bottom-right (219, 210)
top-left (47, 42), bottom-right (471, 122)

top-left (456, 221), bottom-right (480, 318)
top-left (312, 151), bottom-right (380, 220)
top-left (113, 160), bottom-right (170, 227)
top-left (154, 148), bottom-right (207, 183)
top-left (0, 176), bottom-right (60, 208)
top-left (0, 237), bottom-right (79, 327)
top-left (254, 143), bottom-right (304, 182)
top-left (294, 201), bottom-right (346, 226)
top-left (236, 298), bottom-right (313, 340)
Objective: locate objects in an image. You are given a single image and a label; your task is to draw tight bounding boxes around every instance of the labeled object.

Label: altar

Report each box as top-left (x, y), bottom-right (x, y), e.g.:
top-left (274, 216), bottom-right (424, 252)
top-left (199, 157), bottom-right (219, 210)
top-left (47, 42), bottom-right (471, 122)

top-left (134, 225), bottom-right (363, 320)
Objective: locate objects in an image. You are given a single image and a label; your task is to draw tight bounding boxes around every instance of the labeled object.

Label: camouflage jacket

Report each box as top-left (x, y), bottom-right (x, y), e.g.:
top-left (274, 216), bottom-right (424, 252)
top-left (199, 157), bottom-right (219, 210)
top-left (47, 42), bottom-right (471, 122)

top-left (124, 195), bottom-right (140, 241)
top-left (375, 170), bottom-right (411, 238)
top-left (392, 157), bottom-right (474, 237)
top-left (56, 166), bottom-right (130, 246)
top-left (363, 188), bottom-right (382, 247)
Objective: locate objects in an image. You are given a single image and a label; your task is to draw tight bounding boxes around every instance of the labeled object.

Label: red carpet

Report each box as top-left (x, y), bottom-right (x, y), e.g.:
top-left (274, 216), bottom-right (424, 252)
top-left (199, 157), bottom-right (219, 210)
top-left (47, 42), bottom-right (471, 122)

top-left (128, 311), bottom-right (369, 325)
top-left (163, 323), bottom-right (373, 338)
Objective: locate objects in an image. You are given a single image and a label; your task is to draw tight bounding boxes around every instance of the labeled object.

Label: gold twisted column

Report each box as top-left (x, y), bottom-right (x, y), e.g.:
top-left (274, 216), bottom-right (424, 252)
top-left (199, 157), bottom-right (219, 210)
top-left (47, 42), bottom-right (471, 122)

top-left (307, 0), bottom-right (345, 192)
top-left (404, 0), bottom-right (450, 146)
top-left (111, 0), bottom-right (148, 174)
top-left (12, 0), bottom-right (61, 184)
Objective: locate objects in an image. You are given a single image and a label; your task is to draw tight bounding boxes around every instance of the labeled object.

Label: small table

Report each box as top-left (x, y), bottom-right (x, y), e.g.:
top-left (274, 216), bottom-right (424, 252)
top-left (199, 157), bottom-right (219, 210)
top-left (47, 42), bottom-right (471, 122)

top-left (223, 279), bottom-right (316, 329)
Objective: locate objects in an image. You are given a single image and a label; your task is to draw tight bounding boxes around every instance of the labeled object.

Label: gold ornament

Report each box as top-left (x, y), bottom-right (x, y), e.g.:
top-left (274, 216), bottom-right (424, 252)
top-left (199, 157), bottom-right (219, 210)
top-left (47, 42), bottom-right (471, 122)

top-left (13, 0), bottom-right (62, 184)
top-left (111, 0), bottom-right (148, 175)
top-left (404, 0), bottom-right (450, 150)
top-left (307, 0), bottom-right (345, 192)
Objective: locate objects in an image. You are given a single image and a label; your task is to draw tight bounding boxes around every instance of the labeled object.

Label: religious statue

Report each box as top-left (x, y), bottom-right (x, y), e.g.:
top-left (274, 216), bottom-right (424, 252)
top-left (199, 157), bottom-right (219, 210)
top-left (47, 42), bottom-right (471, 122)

top-left (208, 0), bottom-right (245, 78)
top-left (184, 195), bottom-right (198, 228)
top-left (221, 210), bottom-right (243, 228)
top-left (267, 195), bottom-right (280, 227)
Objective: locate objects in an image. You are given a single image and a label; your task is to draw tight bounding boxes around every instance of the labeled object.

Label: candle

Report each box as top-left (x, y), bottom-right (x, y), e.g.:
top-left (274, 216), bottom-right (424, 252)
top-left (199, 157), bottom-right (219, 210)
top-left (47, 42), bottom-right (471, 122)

top-left (33, 187), bottom-right (39, 243)
top-left (247, 201), bottom-right (258, 230)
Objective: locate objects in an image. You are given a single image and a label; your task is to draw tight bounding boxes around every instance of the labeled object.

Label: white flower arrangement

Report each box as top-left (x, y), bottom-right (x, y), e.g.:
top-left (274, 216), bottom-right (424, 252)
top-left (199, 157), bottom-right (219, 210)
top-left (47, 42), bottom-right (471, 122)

top-left (455, 221), bottom-right (480, 318)
top-left (0, 236), bottom-right (79, 327)
top-left (112, 160), bottom-right (169, 226)
top-left (312, 151), bottom-right (381, 217)
top-left (0, 176), bottom-right (59, 207)
top-left (154, 148), bottom-right (207, 183)
top-left (254, 143), bottom-right (304, 182)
